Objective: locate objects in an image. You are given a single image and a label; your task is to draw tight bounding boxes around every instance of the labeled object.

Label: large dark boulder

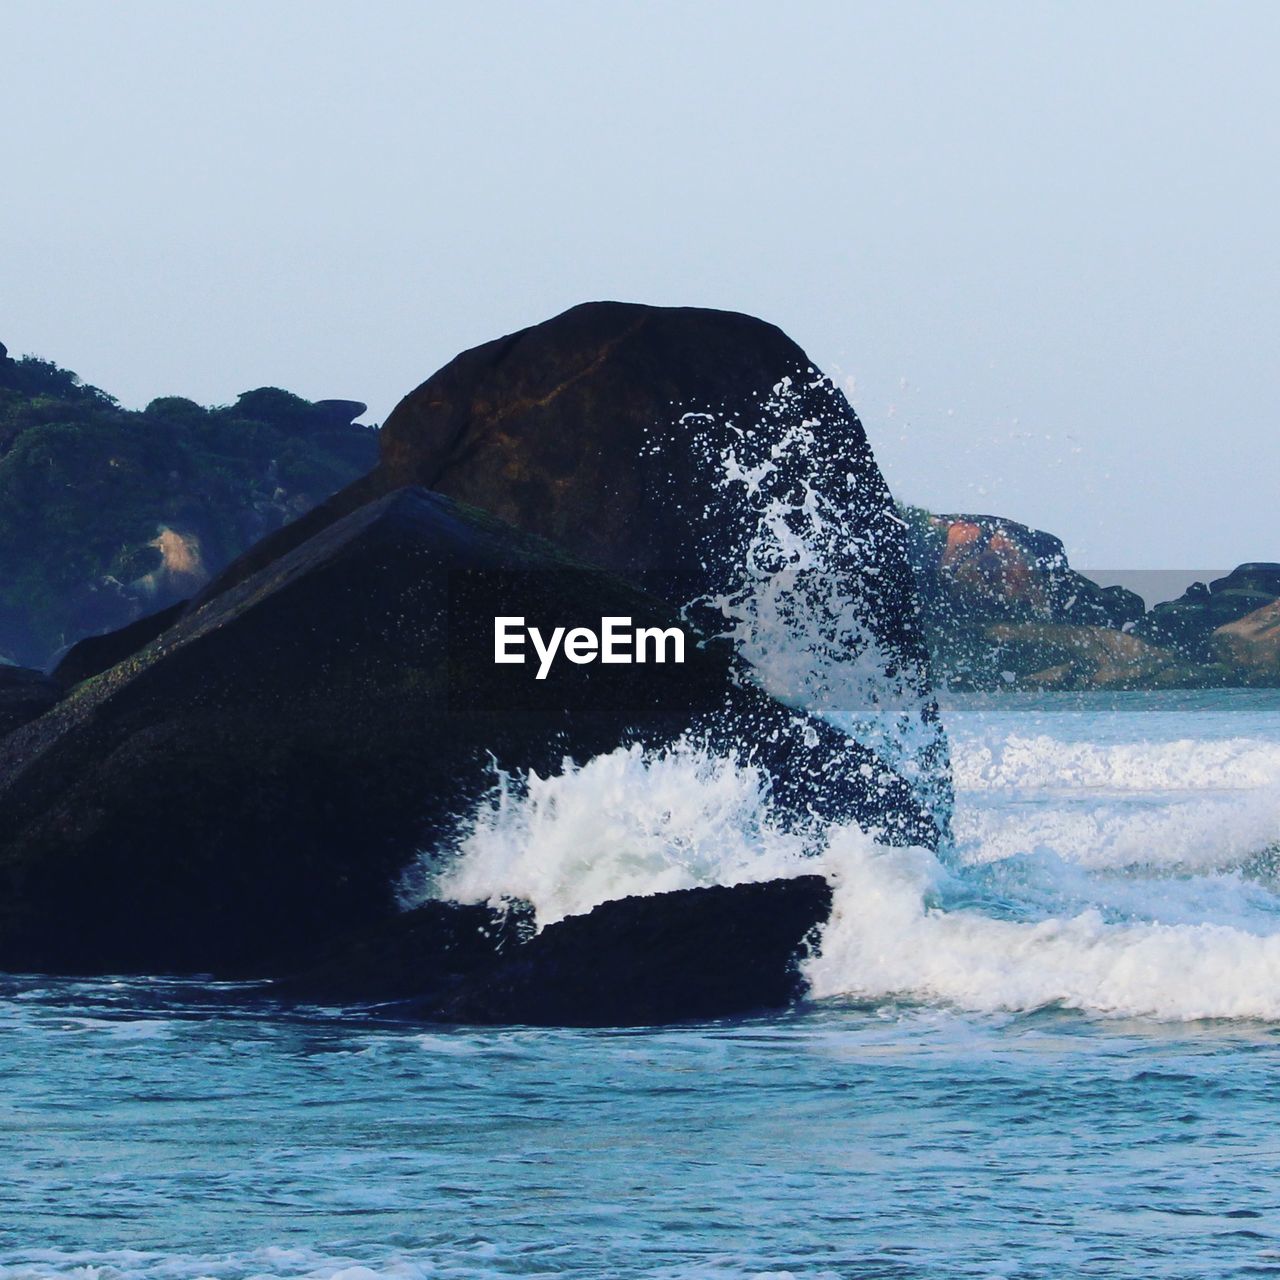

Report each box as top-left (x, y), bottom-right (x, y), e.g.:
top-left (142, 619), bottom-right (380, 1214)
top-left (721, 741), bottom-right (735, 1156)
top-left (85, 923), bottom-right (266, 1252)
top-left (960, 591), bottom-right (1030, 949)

top-left (380, 306), bottom-right (894, 598)
top-left (0, 305), bottom-right (950, 1022)
top-left (0, 487), bottom-right (932, 976)
top-left (200, 302), bottom-right (948, 822)
top-left (384, 304), bottom-right (943, 797)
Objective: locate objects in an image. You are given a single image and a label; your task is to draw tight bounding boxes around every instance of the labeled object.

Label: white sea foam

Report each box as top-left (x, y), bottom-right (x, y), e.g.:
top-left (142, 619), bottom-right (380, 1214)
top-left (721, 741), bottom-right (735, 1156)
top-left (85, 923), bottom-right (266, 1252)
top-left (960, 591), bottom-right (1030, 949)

top-left (950, 729), bottom-right (1280, 874)
top-left (954, 790), bottom-right (1280, 873)
top-left (423, 709), bottom-right (1280, 1022)
top-left (807, 837), bottom-right (1280, 1020)
top-left (428, 740), bottom-right (825, 926)
top-left (954, 732), bottom-right (1280, 793)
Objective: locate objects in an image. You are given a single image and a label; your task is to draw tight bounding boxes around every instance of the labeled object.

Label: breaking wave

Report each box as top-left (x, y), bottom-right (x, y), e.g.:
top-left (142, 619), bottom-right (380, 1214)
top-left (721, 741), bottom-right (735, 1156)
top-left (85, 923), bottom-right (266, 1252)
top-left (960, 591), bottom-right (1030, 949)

top-left (421, 695), bottom-right (1280, 1023)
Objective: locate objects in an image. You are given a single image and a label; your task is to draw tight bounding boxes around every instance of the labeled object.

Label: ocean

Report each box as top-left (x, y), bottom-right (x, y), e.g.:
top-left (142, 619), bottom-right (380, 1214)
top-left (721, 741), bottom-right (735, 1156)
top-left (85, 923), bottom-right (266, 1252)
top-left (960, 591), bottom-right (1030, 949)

top-left (4, 688), bottom-right (1280, 1278)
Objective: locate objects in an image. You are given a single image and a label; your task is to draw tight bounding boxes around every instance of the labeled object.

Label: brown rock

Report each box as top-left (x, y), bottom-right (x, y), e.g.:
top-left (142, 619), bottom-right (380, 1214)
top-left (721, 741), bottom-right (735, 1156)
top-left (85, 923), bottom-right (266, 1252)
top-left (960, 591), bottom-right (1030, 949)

top-left (1213, 599), bottom-right (1280, 684)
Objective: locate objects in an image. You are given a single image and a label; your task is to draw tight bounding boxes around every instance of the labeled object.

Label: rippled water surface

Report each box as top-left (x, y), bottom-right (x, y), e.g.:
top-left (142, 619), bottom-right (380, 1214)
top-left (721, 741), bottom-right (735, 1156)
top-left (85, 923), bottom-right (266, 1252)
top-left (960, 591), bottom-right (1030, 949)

top-left (5, 690), bottom-right (1280, 1279)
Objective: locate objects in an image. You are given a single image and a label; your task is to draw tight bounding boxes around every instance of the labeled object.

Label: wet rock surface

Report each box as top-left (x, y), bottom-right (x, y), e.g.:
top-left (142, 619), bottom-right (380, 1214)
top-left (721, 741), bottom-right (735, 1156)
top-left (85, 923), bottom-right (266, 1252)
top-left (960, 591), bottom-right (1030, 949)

top-left (429, 877), bottom-right (833, 1027)
top-left (277, 876), bottom-right (833, 1026)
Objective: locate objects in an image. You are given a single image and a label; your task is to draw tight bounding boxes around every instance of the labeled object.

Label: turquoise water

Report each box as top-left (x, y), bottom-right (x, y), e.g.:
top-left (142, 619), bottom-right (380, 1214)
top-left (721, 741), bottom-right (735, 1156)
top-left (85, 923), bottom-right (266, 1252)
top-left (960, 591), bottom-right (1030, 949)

top-left (5, 690), bottom-right (1280, 1278)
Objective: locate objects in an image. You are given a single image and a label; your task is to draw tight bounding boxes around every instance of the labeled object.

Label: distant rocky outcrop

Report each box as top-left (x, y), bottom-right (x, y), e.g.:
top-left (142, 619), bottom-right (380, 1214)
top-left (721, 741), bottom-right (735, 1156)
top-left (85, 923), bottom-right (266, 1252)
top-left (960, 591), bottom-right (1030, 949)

top-left (0, 344), bottom-right (377, 669)
top-left (1211, 596), bottom-right (1280, 684)
top-left (906, 511), bottom-right (1278, 689)
top-left (1135, 565), bottom-right (1280, 663)
top-left (908, 510), bottom-right (1144, 630)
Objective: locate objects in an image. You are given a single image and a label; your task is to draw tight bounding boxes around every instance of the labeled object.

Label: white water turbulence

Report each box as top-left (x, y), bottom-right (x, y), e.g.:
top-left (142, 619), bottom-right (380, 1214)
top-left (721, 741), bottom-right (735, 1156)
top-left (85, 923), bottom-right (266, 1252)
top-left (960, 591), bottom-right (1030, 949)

top-left (430, 739), bottom-right (836, 926)
top-left (646, 373), bottom-right (951, 827)
top-left (424, 690), bottom-right (1280, 1023)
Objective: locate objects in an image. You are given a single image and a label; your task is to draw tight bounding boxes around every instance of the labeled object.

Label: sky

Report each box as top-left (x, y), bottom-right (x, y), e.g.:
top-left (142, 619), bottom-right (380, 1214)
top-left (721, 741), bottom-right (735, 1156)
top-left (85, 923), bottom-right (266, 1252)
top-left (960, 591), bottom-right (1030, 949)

top-left (3, 1), bottom-right (1277, 570)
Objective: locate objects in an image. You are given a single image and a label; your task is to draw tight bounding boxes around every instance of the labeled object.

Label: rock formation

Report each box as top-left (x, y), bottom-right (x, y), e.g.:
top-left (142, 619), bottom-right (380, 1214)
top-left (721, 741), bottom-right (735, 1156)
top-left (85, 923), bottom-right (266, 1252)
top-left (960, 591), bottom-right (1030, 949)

top-left (202, 302), bottom-right (948, 822)
top-left (1213, 597), bottom-right (1280, 684)
top-left (430, 877), bottom-right (832, 1026)
top-left (0, 304), bottom-right (950, 1023)
top-left (0, 487), bottom-right (935, 980)
top-left (1136, 564), bottom-right (1280, 664)
top-left (906, 510), bottom-right (1278, 690)
top-left (278, 877), bottom-right (832, 1027)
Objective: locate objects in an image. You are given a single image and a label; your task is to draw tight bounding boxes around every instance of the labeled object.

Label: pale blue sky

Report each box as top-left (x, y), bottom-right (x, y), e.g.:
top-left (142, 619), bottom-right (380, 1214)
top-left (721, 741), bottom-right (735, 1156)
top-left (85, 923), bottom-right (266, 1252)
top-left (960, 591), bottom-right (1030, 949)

top-left (3, 1), bottom-right (1277, 569)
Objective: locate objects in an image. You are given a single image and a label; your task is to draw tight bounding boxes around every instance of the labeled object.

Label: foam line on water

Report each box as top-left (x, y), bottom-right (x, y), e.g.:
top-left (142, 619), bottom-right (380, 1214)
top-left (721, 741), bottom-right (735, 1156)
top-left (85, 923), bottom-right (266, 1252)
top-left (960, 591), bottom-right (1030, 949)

top-left (953, 733), bottom-right (1280, 793)
top-left (954, 790), bottom-right (1280, 872)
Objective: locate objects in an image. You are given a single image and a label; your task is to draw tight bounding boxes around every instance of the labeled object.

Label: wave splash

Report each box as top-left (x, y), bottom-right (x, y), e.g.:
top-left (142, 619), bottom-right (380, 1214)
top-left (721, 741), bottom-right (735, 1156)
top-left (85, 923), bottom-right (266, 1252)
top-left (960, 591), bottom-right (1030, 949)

top-left (425, 740), bottom-right (830, 927)
top-left (422, 711), bottom-right (1280, 1023)
top-left (652, 374), bottom-right (951, 827)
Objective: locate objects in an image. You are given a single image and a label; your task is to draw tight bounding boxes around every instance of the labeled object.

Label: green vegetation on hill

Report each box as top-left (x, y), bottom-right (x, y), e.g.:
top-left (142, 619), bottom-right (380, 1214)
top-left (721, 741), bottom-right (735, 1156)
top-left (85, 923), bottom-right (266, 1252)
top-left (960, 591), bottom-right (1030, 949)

top-left (0, 341), bottom-right (378, 668)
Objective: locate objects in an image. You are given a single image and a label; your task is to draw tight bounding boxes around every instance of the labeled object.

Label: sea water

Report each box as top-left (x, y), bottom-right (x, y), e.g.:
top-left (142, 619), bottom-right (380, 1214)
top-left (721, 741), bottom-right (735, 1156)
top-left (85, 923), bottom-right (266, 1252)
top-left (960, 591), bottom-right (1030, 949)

top-left (5, 689), bottom-right (1280, 1278)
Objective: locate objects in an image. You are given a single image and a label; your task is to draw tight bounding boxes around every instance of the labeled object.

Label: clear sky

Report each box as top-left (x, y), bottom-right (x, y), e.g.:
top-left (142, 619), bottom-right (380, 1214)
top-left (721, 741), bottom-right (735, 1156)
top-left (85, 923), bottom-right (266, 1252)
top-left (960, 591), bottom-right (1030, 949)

top-left (3, 1), bottom-right (1277, 569)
